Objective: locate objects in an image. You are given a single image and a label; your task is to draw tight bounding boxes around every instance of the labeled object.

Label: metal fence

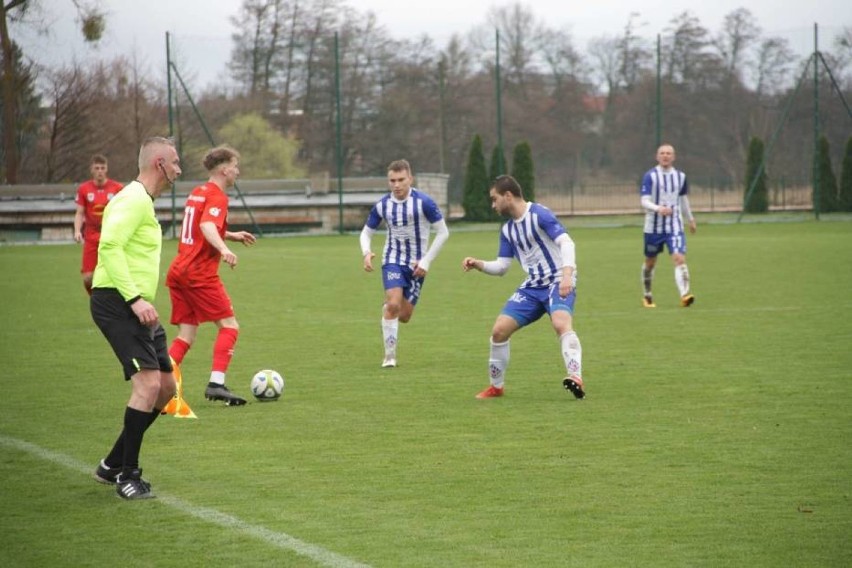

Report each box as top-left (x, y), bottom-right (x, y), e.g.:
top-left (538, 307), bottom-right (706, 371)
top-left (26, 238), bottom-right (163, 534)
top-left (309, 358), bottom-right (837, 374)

top-left (534, 179), bottom-right (812, 216)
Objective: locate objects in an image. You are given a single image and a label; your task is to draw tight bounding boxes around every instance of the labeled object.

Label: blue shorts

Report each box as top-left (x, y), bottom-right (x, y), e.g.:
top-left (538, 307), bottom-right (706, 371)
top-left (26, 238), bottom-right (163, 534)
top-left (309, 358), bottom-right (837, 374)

top-left (382, 264), bottom-right (425, 306)
top-left (500, 284), bottom-right (576, 327)
top-left (644, 232), bottom-right (687, 257)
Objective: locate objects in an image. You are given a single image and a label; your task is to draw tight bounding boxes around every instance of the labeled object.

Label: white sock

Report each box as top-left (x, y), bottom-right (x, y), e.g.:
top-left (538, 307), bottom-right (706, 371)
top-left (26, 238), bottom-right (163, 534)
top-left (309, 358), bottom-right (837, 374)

top-left (382, 317), bottom-right (399, 357)
top-left (642, 265), bottom-right (654, 297)
top-left (488, 339), bottom-right (510, 388)
top-left (675, 264), bottom-right (690, 296)
top-left (560, 331), bottom-right (582, 380)
top-left (209, 371), bottom-right (225, 386)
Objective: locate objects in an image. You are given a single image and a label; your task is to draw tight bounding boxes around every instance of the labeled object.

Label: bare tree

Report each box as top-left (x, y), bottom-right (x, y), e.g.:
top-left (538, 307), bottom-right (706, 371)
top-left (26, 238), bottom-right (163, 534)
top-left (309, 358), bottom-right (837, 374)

top-left (714, 8), bottom-right (761, 87)
top-left (0, 0), bottom-right (104, 183)
top-left (752, 37), bottom-right (795, 98)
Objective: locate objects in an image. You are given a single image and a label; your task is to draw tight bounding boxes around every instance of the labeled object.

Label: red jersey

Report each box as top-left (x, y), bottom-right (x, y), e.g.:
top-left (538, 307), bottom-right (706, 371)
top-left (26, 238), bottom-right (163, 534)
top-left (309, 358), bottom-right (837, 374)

top-left (75, 179), bottom-right (123, 239)
top-left (166, 182), bottom-right (230, 287)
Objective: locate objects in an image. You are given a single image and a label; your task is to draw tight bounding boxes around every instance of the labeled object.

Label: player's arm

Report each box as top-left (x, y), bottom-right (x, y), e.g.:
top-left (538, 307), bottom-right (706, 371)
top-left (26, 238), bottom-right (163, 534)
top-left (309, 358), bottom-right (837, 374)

top-left (360, 225), bottom-right (377, 272)
top-left (555, 233), bottom-right (576, 297)
top-left (73, 203), bottom-right (85, 243)
top-left (680, 195), bottom-right (696, 233)
top-left (224, 230), bottom-right (257, 246)
top-left (413, 219), bottom-right (449, 276)
top-left (462, 256), bottom-right (512, 276)
top-left (641, 195), bottom-right (672, 216)
top-left (201, 221), bottom-right (237, 268)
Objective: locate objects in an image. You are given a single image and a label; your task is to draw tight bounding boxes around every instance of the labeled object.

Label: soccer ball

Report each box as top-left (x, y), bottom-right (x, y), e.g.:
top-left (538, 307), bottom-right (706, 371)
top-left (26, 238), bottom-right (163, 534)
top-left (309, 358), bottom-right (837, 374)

top-left (250, 369), bottom-right (284, 401)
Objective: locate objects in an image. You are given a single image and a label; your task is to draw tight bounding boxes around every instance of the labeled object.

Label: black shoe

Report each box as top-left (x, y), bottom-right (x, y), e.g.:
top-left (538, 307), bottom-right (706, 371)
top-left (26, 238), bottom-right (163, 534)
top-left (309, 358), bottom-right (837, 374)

top-left (94, 459), bottom-right (121, 485)
top-left (115, 469), bottom-right (154, 500)
top-left (205, 383), bottom-right (247, 406)
top-left (562, 375), bottom-right (586, 400)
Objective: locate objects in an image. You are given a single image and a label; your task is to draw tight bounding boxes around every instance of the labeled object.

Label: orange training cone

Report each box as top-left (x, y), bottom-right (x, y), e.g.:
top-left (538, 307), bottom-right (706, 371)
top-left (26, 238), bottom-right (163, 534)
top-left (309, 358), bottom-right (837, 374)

top-left (162, 358), bottom-right (197, 419)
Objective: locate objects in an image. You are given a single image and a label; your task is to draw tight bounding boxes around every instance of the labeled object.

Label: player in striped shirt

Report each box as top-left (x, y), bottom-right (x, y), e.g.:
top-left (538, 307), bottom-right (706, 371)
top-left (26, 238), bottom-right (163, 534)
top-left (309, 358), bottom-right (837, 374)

top-left (360, 159), bottom-right (450, 368)
top-left (462, 175), bottom-right (584, 400)
top-left (640, 144), bottom-right (697, 308)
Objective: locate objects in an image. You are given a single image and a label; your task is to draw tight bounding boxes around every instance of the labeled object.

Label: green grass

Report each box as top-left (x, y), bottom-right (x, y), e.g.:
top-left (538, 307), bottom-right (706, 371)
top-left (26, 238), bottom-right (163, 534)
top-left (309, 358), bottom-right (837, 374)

top-left (1, 218), bottom-right (851, 567)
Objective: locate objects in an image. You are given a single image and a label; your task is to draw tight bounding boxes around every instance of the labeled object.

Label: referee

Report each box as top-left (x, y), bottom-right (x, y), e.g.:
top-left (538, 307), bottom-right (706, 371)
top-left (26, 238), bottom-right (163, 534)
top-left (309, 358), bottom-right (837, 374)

top-left (89, 137), bottom-right (182, 500)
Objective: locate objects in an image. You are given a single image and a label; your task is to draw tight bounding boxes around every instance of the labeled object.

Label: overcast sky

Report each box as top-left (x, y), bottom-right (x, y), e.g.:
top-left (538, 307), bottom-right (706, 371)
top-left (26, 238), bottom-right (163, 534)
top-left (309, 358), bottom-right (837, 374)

top-left (14, 0), bottom-right (851, 90)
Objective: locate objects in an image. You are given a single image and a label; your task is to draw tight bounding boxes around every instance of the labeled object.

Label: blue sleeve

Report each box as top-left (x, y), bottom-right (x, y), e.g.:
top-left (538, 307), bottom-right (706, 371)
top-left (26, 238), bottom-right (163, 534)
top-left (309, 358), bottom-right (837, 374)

top-left (534, 205), bottom-right (566, 242)
top-left (365, 204), bottom-right (382, 230)
top-left (680, 175), bottom-right (689, 196)
top-left (640, 171), bottom-right (653, 196)
top-left (421, 194), bottom-right (444, 223)
top-left (498, 225), bottom-right (515, 258)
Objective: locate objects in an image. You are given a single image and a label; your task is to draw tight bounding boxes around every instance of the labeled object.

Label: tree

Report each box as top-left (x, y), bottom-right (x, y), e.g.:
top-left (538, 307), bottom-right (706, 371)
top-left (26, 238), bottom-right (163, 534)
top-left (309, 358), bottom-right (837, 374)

top-left (0, 0), bottom-right (105, 183)
top-left (0, 39), bottom-right (40, 180)
top-left (511, 140), bottom-right (535, 202)
top-left (813, 136), bottom-right (839, 214)
top-left (743, 137), bottom-right (768, 213)
top-left (462, 134), bottom-right (490, 221)
top-left (839, 136), bottom-right (852, 212)
top-left (752, 37), bottom-right (795, 98)
top-left (714, 8), bottom-right (760, 88)
top-left (217, 112), bottom-right (306, 178)
top-left (488, 143), bottom-right (506, 180)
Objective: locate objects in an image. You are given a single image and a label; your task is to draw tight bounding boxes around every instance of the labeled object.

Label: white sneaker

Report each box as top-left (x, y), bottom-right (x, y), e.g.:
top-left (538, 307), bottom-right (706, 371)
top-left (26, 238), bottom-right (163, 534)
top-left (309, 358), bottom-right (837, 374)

top-left (381, 356), bottom-right (397, 368)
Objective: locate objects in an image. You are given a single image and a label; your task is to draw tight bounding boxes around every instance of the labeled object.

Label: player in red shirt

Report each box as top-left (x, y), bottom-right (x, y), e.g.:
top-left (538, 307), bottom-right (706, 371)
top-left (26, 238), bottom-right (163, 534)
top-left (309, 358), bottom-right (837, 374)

top-left (74, 154), bottom-right (123, 294)
top-left (166, 145), bottom-right (256, 406)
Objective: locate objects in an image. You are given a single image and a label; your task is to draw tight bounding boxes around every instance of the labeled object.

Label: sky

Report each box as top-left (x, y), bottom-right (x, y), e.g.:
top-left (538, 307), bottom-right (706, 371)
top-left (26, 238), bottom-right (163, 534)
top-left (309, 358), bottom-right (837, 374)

top-left (13, 0), bottom-right (851, 91)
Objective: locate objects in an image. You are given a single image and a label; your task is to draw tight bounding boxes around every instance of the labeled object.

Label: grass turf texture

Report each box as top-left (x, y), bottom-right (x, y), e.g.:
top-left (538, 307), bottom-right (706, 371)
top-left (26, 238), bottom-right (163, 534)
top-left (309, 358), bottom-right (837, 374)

top-left (1, 217), bottom-right (850, 567)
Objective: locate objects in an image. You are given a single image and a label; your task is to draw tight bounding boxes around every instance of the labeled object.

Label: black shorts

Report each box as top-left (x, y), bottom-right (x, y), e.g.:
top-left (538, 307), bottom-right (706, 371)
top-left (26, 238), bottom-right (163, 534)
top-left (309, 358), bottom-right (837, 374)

top-left (90, 288), bottom-right (172, 380)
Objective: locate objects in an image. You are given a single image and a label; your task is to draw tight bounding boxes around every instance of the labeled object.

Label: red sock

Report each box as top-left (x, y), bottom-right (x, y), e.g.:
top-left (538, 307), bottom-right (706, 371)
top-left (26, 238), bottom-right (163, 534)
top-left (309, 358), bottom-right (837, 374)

top-left (169, 337), bottom-right (191, 365)
top-left (212, 328), bottom-right (239, 373)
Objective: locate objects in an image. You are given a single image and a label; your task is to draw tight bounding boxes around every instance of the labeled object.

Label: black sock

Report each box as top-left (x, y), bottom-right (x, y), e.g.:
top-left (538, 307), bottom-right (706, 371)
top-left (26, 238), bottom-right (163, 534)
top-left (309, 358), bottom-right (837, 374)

top-left (121, 407), bottom-right (151, 475)
top-left (105, 408), bottom-right (161, 468)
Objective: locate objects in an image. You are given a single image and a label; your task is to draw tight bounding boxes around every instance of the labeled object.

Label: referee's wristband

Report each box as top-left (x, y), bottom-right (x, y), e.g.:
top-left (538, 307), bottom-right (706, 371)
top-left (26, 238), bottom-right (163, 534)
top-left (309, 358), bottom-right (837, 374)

top-left (126, 295), bottom-right (143, 306)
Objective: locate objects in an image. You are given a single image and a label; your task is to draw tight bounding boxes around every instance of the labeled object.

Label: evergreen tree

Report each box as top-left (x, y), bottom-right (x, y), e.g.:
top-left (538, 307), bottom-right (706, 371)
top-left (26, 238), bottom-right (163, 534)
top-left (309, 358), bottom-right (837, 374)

top-left (743, 137), bottom-right (768, 213)
top-left (489, 144), bottom-right (507, 181)
top-left (462, 134), bottom-right (490, 221)
top-left (511, 141), bottom-right (535, 203)
top-left (839, 136), bottom-right (852, 212)
top-left (813, 136), bottom-right (839, 214)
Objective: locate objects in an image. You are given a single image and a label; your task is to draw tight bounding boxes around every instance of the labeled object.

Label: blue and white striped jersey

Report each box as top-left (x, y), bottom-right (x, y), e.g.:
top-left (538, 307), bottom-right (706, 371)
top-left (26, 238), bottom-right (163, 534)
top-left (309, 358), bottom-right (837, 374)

top-left (365, 188), bottom-right (444, 267)
top-left (498, 202), bottom-right (574, 289)
top-left (641, 166), bottom-right (689, 234)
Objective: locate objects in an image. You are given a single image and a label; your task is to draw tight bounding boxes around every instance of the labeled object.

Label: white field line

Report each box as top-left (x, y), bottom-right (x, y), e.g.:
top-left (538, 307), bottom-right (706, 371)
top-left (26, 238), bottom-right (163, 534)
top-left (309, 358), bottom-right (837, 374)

top-left (0, 434), bottom-right (371, 568)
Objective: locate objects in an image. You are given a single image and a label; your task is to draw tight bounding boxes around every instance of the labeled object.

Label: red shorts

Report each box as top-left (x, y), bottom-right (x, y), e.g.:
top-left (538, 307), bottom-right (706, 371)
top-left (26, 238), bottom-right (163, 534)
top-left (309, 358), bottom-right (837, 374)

top-left (81, 238), bottom-right (100, 273)
top-left (169, 281), bottom-right (235, 325)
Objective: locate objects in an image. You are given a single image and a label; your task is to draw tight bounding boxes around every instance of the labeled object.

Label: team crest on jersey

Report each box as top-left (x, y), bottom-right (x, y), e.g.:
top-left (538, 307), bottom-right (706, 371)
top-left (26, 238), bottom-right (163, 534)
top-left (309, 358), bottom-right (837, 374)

top-left (209, 207), bottom-right (221, 217)
top-left (87, 193), bottom-right (95, 202)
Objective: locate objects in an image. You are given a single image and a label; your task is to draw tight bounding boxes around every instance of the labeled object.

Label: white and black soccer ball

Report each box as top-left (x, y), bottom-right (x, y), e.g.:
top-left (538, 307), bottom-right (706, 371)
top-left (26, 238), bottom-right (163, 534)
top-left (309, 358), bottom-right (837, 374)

top-left (250, 369), bottom-right (284, 401)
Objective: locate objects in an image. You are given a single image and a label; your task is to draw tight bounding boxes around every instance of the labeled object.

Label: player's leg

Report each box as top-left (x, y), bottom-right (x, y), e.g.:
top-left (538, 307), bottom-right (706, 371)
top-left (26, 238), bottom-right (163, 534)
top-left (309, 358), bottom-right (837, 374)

top-left (381, 287), bottom-right (403, 367)
top-left (380, 264), bottom-right (409, 367)
top-left (476, 315), bottom-right (520, 399)
top-left (210, 318), bottom-right (239, 385)
top-left (397, 272), bottom-right (424, 324)
top-left (81, 238), bottom-right (99, 295)
top-left (477, 288), bottom-right (544, 398)
top-left (169, 324), bottom-right (198, 365)
top-left (167, 285), bottom-right (199, 365)
top-left (669, 233), bottom-right (694, 307)
top-left (549, 289), bottom-right (584, 399)
top-left (642, 234), bottom-right (662, 307)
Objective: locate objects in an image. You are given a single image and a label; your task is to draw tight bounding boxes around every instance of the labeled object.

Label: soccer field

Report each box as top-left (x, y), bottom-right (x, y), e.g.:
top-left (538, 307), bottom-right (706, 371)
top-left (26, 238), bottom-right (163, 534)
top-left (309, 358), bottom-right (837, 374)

top-left (1, 219), bottom-right (851, 567)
